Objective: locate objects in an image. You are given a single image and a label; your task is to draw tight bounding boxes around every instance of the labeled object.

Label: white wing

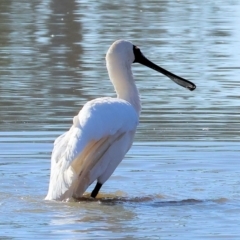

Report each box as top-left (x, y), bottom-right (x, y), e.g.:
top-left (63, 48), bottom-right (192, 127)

top-left (45, 97), bottom-right (138, 200)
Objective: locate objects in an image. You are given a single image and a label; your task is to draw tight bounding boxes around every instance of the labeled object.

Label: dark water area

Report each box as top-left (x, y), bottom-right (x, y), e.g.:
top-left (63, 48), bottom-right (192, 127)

top-left (0, 0), bottom-right (240, 141)
top-left (0, 0), bottom-right (240, 239)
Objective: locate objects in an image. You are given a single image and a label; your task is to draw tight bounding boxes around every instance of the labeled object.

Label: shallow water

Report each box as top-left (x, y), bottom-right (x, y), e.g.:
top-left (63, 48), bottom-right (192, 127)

top-left (0, 0), bottom-right (240, 239)
top-left (1, 134), bottom-right (240, 239)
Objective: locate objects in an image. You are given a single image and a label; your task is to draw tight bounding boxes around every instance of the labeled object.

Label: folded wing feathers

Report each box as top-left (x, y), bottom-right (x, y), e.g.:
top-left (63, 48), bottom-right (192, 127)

top-left (46, 98), bottom-right (138, 200)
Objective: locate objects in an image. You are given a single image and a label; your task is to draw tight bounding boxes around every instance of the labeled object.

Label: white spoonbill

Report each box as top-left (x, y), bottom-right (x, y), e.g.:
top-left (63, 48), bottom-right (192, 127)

top-left (45, 40), bottom-right (196, 201)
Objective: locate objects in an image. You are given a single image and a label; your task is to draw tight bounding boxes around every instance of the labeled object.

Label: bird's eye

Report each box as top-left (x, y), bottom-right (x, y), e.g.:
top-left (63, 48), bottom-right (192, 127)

top-left (134, 45), bottom-right (140, 52)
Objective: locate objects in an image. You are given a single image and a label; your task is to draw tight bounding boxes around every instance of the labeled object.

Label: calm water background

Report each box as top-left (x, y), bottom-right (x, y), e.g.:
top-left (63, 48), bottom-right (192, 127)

top-left (0, 0), bottom-right (240, 239)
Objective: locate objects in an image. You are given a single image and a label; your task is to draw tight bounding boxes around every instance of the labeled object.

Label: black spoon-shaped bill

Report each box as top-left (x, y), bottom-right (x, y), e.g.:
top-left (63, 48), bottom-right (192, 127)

top-left (133, 46), bottom-right (196, 91)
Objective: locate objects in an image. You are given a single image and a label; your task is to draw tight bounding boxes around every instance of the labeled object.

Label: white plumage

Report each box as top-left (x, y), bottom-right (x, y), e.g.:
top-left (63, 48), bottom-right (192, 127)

top-left (45, 39), bottom-right (195, 201)
top-left (45, 40), bottom-right (140, 201)
top-left (46, 97), bottom-right (138, 200)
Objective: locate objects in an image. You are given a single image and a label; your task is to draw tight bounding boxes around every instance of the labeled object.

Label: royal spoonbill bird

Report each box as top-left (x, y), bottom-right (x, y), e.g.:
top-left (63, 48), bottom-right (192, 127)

top-left (45, 40), bottom-right (196, 201)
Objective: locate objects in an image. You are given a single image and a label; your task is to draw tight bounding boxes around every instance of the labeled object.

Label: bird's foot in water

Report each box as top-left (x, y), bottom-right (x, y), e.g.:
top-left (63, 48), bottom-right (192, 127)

top-left (91, 182), bottom-right (102, 198)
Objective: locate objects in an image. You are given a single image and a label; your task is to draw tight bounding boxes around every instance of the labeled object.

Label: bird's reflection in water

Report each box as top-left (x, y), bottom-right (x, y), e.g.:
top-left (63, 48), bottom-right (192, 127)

top-left (73, 192), bottom-right (208, 207)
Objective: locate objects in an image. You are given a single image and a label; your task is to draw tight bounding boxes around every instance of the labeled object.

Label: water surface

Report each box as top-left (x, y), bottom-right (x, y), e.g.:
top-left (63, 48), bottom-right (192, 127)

top-left (0, 0), bottom-right (240, 239)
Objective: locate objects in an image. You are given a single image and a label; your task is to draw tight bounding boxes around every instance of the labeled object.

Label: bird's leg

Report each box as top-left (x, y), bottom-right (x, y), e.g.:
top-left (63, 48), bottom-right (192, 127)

top-left (91, 182), bottom-right (102, 198)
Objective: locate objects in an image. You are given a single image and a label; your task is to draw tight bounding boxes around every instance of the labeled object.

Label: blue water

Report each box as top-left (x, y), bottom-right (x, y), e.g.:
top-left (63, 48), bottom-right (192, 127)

top-left (0, 0), bottom-right (240, 239)
top-left (1, 133), bottom-right (240, 239)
